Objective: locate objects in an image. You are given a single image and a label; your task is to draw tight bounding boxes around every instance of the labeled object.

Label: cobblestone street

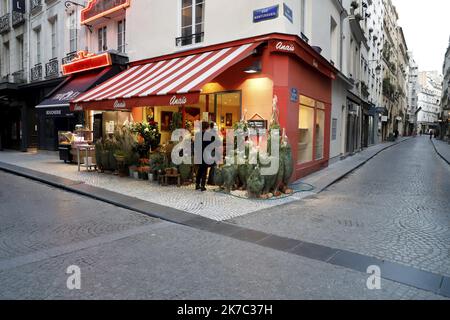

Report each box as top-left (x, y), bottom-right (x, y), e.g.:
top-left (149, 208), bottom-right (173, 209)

top-left (0, 136), bottom-right (449, 299)
top-left (233, 137), bottom-right (450, 278)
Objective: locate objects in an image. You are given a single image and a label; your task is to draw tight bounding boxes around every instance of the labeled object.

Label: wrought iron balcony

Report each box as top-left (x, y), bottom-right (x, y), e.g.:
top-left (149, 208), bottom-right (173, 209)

top-left (61, 51), bottom-right (78, 65)
top-left (31, 0), bottom-right (43, 13)
top-left (31, 64), bottom-right (43, 82)
top-left (0, 74), bottom-right (10, 83)
top-left (175, 32), bottom-right (204, 47)
top-left (45, 58), bottom-right (59, 79)
top-left (12, 11), bottom-right (25, 27)
top-left (0, 14), bottom-right (11, 34)
top-left (12, 70), bottom-right (26, 83)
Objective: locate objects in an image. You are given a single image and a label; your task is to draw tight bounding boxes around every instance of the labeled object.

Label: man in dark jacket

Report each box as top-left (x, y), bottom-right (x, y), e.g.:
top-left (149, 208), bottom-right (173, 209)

top-left (195, 122), bottom-right (211, 191)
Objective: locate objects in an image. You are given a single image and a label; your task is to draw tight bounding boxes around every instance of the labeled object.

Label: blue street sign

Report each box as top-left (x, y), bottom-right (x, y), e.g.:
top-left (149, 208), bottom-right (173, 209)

top-left (12, 0), bottom-right (25, 14)
top-left (290, 88), bottom-right (298, 102)
top-left (283, 3), bottom-right (293, 23)
top-left (253, 5), bottom-right (279, 23)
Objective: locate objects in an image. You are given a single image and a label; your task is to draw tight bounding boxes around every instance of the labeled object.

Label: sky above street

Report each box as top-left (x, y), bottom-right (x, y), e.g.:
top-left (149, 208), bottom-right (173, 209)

top-left (392, 0), bottom-right (450, 73)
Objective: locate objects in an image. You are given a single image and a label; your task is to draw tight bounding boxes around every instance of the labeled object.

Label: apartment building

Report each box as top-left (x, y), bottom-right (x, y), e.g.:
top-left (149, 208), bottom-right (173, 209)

top-left (0, 0), bottom-right (85, 151)
top-left (407, 52), bottom-right (419, 135)
top-left (417, 70), bottom-right (443, 133)
top-left (441, 38), bottom-right (450, 139)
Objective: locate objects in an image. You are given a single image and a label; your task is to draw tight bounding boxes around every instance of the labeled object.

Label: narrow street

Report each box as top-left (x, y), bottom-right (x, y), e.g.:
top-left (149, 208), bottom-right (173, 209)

top-left (234, 137), bottom-right (450, 278)
top-left (0, 136), bottom-right (448, 299)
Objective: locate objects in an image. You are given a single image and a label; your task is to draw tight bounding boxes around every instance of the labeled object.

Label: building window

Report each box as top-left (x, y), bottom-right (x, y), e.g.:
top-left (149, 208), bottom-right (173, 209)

top-left (51, 18), bottom-right (57, 58)
top-left (69, 11), bottom-right (78, 52)
top-left (35, 29), bottom-right (41, 64)
top-left (330, 16), bottom-right (338, 65)
top-left (2, 41), bottom-right (10, 76)
top-left (179, 0), bottom-right (204, 46)
top-left (117, 19), bottom-right (126, 53)
top-left (331, 118), bottom-right (338, 141)
top-left (300, 0), bottom-right (306, 34)
top-left (17, 36), bottom-right (23, 70)
top-left (1, 0), bottom-right (9, 15)
top-left (98, 26), bottom-right (107, 52)
top-left (298, 96), bottom-right (326, 164)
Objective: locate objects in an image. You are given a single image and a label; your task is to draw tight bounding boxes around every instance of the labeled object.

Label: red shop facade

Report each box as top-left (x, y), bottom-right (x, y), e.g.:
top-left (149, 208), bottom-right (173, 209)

top-left (72, 33), bottom-right (336, 180)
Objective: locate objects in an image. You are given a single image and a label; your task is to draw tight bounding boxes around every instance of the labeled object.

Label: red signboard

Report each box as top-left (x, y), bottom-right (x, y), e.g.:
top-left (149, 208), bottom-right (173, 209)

top-left (70, 93), bottom-right (200, 111)
top-left (269, 40), bottom-right (336, 80)
top-left (81, 0), bottom-right (131, 25)
top-left (62, 51), bottom-right (112, 75)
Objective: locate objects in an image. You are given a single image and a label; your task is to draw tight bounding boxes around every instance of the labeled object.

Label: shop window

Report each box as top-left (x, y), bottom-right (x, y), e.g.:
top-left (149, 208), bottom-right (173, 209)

top-left (298, 105), bottom-right (314, 164)
top-left (315, 109), bottom-right (325, 160)
top-left (298, 95), bottom-right (326, 164)
top-left (215, 92), bottom-right (241, 132)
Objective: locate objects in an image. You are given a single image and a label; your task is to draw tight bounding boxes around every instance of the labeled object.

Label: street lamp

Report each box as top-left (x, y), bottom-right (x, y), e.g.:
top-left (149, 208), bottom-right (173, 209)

top-left (65, 1), bottom-right (86, 9)
top-left (368, 59), bottom-right (382, 75)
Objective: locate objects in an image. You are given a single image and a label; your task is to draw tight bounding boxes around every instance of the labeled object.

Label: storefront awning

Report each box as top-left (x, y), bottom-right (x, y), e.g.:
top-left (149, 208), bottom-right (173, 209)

top-left (71, 42), bottom-right (262, 111)
top-left (36, 67), bottom-right (119, 109)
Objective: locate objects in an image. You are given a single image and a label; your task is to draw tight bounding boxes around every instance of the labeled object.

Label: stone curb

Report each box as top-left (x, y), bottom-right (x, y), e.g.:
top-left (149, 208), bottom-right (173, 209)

top-left (314, 137), bottom-right (412, 193)
top-left (431, 139), bottom-right (450, 165)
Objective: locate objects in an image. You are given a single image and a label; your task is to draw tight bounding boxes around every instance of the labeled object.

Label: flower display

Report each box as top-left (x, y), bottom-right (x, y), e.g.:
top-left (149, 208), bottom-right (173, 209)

top-left (131, 121), bottom-right (161, 156)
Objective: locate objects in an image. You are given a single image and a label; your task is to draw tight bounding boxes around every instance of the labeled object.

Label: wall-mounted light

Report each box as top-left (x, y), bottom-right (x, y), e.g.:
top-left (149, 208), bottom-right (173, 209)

top-left (244, 61), bottom-right (262, 74)
top-left (375, 65), bottom-right (382, 76)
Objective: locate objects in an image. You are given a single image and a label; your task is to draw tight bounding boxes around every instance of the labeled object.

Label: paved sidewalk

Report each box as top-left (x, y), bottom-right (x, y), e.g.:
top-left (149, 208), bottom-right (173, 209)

top-left (0, 138), bottom-right (410, 221)
top-left (431, 139), bottom-right (450, 165)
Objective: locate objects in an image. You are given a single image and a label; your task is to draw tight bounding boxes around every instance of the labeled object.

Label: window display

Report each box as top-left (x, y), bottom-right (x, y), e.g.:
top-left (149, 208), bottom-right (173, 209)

top-left (298, 96), bottom-right (326, 164)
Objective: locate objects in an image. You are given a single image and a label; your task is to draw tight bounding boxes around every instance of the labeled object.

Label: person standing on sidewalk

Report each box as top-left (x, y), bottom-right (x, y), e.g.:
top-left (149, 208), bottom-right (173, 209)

top-left (429, 129), bottom-right (433, 140)
top-left (195, 122), bottom-right (211, 192)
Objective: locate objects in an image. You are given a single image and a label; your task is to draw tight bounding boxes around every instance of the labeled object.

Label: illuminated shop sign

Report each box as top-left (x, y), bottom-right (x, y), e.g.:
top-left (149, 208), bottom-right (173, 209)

top-left (81, 0), bottom-right (131, 25)
top-left (113, 100), bottom-right (127, 109)
top-left (62, 51), bottom-right (112, 75)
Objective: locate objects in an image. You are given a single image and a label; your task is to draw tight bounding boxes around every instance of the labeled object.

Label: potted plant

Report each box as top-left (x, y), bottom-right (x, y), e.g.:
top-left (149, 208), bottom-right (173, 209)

top-left (131, 121), bottom-right (161, 155)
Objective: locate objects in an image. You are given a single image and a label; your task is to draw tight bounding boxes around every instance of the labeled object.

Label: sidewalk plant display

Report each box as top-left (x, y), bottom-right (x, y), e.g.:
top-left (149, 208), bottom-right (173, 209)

top-left (95, 139), bottom-right (104, 172)
top-left (221, 161), bottom-right (238, 193)
top-left (96, 138), bottom-right (119, 172)
top-left (114, 125), bottom-right (138, 168)
top-left (247, 166), bottom-right (265, 198)
top-left (131, 121), bottom-right (161, 156)
top-left (149, 151), bottom-right (169, 180)
top-left (137, 158), bottom-right (151, 180)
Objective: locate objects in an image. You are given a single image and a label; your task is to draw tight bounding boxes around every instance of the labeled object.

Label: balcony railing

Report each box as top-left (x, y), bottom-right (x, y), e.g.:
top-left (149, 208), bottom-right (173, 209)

top-left (0, 13), bottom-right (11, 34)
top-left (12, 11), bottom-right (25, 27)
top-left (31, 64), bottom-right (43, 82)
top-left (61, 51), bottom-right (78, 65)
top-left (45, 58), bottom-right (59, 79)
top-left (12, 70), bottom-right (26, 83)
top-left (31, 0), bottom-right (43, 13)
top-left (175, 32), bottom-right (204, 47)
top-left (0, 74), bottom-right (10, 83)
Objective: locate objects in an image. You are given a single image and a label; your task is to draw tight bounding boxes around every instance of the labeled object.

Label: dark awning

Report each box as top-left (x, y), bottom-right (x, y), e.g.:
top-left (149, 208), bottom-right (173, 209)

top-left (35, 66), bottom-right (121, 109)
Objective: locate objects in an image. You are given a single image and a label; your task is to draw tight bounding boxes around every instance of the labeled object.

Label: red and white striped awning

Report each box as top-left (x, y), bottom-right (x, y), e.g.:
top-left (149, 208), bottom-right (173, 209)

top-left (71, 42), bottom-right (262, 110)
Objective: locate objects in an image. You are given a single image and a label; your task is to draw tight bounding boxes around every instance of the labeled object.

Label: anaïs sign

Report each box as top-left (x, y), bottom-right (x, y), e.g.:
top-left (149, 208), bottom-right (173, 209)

top-left (81, 0), bottom-right (131, 25)
top-left (62, 51), bottom-right (112, 75)
top-left (169, 95), bottom-right (188, 106)
top-left (275, 42), bottom-right (295, 52)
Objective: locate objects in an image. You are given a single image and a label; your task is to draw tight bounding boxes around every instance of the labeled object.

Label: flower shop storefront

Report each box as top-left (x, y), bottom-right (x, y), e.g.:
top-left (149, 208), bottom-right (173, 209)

top-left (71, 33), bottom-right (336, 183)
